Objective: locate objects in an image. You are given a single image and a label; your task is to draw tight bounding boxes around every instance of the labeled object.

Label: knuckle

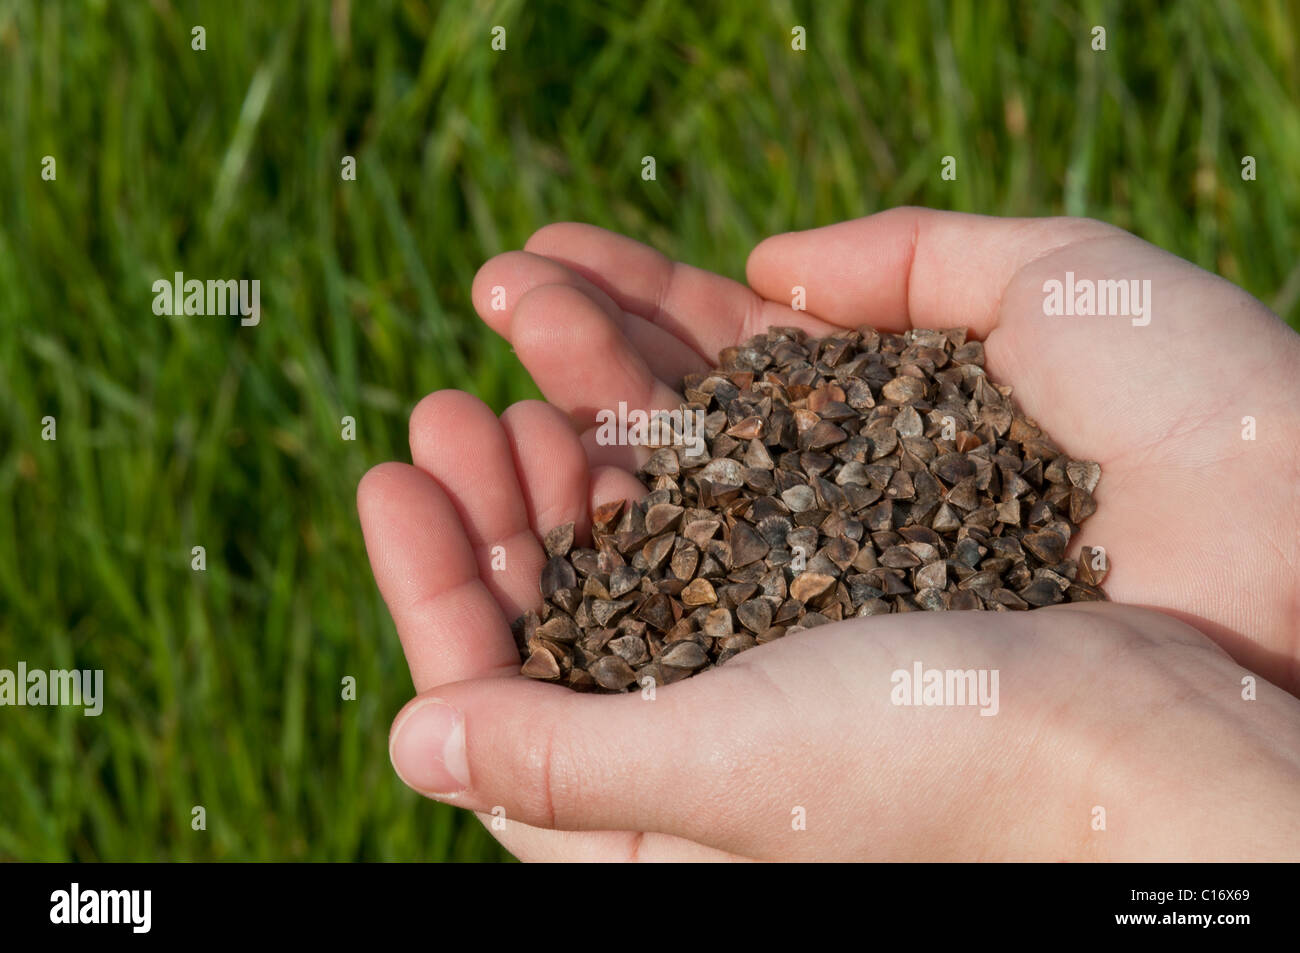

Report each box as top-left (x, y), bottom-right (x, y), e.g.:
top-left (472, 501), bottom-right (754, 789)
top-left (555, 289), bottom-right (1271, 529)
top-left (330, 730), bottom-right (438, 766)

top-left (517, 715), bottom-right (561, 829)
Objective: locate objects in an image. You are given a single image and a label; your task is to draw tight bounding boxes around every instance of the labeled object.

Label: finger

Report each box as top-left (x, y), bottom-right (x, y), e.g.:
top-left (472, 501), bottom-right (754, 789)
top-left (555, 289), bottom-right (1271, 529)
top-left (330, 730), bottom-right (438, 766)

top-left (525, 222), bottom-right (837, 361)
top-left (745, 206), bottom-right (1114, 334)
top-left (476, 815), bottom-right (748, 862)
top-left (387, 662), bottom-right (824, 852)
top-left (580, 428), bottom-right (643, 472)
top-left (387, 675), bottom-right (737, 840)
top-left (357, 463), bottom-right (519, 691)
top-left (588, 463), bottom-right (648, 510)
top-left (512, 283), bottom-right (683, 431)
top-left (499, 400), bottom-right (592, 542)
top-left (472, 251), bottom-right (709, 384)
top-left (408, 391), bottom-right (543, 619)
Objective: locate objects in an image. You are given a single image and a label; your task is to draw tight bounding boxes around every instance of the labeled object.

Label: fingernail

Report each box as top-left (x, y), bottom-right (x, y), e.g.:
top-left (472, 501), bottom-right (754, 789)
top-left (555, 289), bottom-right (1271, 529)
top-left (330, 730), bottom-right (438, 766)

top-left (389, 698), bottom-right (470, 796)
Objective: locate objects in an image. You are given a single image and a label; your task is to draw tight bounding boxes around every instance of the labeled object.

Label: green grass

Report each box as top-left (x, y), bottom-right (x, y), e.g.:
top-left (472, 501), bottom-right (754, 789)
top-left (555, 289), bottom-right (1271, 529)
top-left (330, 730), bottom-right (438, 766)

top-left (0, 0), bottom-right (1296, 861)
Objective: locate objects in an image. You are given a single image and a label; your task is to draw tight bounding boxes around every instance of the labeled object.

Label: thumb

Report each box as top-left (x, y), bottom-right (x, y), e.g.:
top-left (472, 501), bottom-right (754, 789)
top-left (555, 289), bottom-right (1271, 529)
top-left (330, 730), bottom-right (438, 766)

top-left (386, 661), bottom-right (811, 850)
top-left (386, 604), bottom-right (1175, 859)
top-left (385, 608), bottom-right (1030, 858)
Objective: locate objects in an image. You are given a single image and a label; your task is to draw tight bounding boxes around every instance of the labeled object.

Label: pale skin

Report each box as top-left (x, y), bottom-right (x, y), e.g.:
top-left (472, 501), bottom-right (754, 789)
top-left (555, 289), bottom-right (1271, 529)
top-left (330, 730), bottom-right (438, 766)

top-left (358, 208), bottom-right (1300, 861)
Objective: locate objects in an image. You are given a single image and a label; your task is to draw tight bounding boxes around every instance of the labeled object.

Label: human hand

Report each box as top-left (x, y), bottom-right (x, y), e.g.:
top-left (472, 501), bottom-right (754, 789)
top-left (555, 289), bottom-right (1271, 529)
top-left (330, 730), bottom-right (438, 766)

top-left (357, 209), bottom-right (1300, 860)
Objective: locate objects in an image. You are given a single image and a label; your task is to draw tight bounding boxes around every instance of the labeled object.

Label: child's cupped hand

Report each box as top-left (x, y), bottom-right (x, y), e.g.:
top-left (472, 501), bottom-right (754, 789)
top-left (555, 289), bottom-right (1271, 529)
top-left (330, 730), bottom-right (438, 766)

top-left (358, 208), bottom-right (1300, 860)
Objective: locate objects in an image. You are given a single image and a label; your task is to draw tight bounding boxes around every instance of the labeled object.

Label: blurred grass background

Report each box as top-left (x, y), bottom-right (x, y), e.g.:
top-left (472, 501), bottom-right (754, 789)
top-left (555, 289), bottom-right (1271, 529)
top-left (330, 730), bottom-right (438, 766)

top-left (0, 0), bottom-right (1297, 861)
